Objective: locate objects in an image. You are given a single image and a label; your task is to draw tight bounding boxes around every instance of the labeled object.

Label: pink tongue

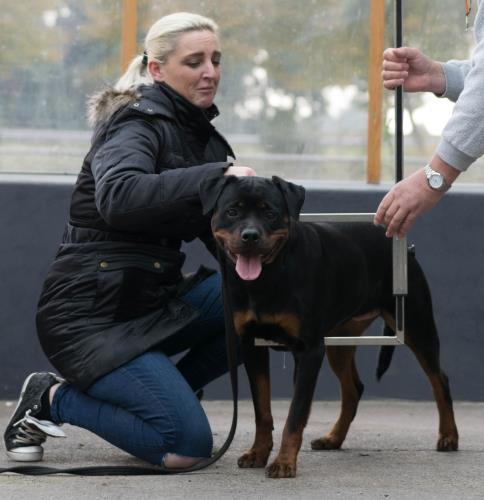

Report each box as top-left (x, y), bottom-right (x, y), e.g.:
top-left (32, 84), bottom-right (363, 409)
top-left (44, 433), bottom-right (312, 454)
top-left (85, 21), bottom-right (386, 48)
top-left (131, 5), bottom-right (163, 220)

top-left (235, 255), bottom-right (262, 281)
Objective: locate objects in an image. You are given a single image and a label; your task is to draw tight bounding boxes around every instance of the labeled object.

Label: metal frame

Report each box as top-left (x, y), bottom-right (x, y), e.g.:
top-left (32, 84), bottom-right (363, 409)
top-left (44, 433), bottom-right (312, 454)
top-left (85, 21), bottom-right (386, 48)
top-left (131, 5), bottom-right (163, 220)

top-left (255, 0), bottom-right (406, 348)
top-left (254, 213), bottom-right (407, 347)
top-left (303, 213), bottom-right (406, 346)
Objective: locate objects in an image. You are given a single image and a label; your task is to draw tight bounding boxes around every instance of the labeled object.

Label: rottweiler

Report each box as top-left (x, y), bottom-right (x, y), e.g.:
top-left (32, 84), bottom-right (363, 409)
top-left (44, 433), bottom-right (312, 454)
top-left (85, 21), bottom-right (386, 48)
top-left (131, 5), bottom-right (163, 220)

top-left (199, 175), bottom-right (458, 479)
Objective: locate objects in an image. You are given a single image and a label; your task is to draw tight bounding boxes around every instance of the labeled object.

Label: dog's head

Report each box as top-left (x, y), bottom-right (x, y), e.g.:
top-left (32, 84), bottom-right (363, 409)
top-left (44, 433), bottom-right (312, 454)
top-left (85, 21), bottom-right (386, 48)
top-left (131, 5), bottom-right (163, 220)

top-left (199, 175), bottom-right (305, 281)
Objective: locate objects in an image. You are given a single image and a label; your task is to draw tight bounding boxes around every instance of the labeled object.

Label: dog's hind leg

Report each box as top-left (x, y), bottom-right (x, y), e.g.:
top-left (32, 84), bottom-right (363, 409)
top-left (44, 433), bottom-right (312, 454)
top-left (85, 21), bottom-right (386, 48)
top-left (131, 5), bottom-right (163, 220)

top-left (311, 319), bottom-right (369, 451)
top-left (405, 334), bottom-right (458, 451)
top-left (383, 311), bottom-right (459, 452)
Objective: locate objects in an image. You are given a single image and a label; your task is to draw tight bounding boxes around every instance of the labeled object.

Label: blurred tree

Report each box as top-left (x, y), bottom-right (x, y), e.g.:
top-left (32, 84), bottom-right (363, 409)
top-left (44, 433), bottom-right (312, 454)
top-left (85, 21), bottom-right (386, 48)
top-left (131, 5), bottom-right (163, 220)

top-left (0, 0), bottom-right (120, 128)
top-left (0, 0), bottom-right (474, 144)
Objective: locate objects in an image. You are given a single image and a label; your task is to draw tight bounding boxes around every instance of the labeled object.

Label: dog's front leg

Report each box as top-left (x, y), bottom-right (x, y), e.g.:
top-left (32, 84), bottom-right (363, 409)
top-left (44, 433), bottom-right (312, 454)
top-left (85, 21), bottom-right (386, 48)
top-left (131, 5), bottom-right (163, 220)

top-left (266, 344), bottom-right (324, 478)
top-left (238, 336), bottom-right (274, 468)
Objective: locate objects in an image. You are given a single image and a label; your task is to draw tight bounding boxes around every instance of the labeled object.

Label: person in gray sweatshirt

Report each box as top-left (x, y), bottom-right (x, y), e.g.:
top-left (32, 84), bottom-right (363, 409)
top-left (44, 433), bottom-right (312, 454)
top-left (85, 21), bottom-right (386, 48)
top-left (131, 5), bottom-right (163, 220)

top-left (374, 0), bottom-right (484, 237)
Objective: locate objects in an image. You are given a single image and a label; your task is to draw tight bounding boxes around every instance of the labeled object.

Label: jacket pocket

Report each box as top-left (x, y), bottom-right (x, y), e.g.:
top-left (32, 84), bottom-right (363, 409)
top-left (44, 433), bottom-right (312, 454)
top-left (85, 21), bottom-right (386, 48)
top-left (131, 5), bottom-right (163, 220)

top-left (92, 252), bottom-right (183, 322)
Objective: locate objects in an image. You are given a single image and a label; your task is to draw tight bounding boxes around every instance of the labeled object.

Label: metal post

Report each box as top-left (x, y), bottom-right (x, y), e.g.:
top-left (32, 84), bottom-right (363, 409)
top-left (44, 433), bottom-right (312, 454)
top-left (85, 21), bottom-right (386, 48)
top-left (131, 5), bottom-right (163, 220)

top-left (393, 0), bottom-right (407, 344)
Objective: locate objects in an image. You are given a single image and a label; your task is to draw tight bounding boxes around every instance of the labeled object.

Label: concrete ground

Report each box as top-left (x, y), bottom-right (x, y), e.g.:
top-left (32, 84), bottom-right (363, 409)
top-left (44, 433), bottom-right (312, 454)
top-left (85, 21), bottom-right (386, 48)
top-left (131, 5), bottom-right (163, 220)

top-left (0, 399), bottom-right (483, 500)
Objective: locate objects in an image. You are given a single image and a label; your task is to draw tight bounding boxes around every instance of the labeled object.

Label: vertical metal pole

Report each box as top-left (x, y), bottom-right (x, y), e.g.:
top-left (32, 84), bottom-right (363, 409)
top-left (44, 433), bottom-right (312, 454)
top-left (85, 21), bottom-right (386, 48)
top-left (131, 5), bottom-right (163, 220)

top-left (394, 0), bottom-right (406, 343)
top-left (255, 0), bottom-right (408, 348)
top-left (395, 0), bottom-right (403, 183)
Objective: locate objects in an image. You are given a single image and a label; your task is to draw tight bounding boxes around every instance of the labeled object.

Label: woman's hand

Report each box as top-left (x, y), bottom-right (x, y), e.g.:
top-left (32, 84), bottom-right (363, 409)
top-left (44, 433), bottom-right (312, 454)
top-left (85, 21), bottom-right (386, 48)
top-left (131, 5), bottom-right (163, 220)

top-left (225, 166), bottom-right (257, 177)
top-left (382, 47), bottom-right (445, 94)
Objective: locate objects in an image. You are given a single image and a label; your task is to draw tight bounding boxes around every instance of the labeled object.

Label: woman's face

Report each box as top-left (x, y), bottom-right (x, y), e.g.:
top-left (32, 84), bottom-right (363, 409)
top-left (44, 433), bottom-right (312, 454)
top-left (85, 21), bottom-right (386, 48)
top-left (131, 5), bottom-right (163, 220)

top-left (150, 30), bottom-right (221, 108)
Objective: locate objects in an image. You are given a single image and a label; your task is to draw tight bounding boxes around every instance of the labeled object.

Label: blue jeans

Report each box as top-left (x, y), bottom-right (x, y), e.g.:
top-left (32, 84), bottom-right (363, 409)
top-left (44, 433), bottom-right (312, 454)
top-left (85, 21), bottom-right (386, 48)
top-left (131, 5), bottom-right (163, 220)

top-left (50, 272), bottom-right (229, 465)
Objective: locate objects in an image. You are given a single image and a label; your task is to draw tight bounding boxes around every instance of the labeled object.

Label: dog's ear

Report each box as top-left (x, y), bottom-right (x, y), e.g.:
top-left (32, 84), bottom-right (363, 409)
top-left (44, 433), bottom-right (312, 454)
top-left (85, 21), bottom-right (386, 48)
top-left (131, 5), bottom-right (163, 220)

top-left (199, 174), bottom-right (237, 215)
top-left (272, 176), bottom-right (305, 220)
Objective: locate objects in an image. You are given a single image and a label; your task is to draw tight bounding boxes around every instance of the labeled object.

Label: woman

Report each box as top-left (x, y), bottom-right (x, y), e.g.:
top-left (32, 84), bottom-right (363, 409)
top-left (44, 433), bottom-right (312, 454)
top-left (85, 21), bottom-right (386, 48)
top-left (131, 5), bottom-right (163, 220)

top-left (4, 12), bottom-right (255, 468)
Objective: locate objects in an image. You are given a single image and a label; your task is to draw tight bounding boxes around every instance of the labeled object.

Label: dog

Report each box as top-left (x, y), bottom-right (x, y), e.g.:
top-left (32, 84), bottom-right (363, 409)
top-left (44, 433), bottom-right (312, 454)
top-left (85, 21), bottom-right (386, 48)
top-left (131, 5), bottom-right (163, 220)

top-left (199, 175), bottom-right (458, 479)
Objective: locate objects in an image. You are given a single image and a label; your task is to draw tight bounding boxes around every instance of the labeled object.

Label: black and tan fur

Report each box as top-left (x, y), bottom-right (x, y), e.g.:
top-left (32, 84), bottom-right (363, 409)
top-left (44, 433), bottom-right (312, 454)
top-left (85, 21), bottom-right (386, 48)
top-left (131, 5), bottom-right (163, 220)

top-left (200, 175), bottom-right (458, 479)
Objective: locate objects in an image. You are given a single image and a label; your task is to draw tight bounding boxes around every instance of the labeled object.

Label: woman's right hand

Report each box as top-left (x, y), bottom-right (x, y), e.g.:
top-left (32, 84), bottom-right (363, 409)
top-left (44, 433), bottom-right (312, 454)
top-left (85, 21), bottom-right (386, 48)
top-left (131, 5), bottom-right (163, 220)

top-left (382, 47), bottom-right (445, 94)
top-left (225, 166), bottom-right (257, 177)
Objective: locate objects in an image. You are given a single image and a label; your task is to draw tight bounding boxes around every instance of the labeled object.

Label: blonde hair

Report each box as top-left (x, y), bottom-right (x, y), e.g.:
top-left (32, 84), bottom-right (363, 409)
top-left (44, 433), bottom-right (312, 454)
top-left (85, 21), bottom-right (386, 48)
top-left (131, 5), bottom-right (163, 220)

top-left (115, 12), bottom-right (218, 91)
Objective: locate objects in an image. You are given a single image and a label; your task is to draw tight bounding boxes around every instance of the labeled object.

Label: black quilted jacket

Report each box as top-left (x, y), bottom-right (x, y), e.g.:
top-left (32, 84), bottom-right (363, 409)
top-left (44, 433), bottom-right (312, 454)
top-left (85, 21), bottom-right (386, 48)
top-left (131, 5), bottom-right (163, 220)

top-left (36, 82), bottom-right (233, 390)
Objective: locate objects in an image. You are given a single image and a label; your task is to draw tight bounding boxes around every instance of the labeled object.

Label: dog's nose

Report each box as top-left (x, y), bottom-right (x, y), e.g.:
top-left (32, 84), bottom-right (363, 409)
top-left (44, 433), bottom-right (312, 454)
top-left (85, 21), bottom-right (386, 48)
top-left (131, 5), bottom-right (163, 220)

top-left (241, 228), bottom-right (260, 244)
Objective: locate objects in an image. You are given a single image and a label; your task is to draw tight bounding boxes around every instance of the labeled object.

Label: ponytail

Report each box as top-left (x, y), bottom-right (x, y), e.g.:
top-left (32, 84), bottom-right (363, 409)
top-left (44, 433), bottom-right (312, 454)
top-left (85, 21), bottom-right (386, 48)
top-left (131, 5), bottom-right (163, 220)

top-left (114, 54), bottom-right (153, 92)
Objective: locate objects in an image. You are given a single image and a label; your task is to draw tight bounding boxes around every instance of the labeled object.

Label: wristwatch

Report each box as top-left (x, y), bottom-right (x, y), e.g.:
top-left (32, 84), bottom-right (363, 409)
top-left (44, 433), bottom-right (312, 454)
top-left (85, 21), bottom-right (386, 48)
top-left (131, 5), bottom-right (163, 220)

top-left (424, 164), bottom-right (450, 192)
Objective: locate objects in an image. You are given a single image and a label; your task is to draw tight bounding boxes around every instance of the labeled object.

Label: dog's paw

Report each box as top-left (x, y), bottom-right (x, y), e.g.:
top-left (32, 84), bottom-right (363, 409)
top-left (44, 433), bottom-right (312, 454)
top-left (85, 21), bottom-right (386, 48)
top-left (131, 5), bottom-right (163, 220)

top-left (237, 449), bottom-right (270, 468)
top-left (265, 459), bottom-right (297, 478)
top-left (310, 435), bottom-right (343, 450)
top-left (437, 433), bottom-right (458, 452)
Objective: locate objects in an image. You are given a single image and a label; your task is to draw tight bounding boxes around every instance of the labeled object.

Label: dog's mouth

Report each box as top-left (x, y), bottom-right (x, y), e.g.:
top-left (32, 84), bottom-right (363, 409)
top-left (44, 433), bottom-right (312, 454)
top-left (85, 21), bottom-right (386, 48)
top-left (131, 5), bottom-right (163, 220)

top-left (213, 228), bottom-right (289, 281)
top-left (234, 254), bottom-right (263, 281)
top-left (224, 237), bottom-right (287, 281)
top-left (222, 248), bottom-right (263, 280)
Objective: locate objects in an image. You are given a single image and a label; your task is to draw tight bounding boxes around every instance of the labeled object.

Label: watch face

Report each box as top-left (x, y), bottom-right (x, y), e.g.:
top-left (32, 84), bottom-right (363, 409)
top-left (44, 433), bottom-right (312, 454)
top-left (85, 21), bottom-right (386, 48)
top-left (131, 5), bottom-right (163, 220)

top-left (429, 173), bottom-right (443, 189)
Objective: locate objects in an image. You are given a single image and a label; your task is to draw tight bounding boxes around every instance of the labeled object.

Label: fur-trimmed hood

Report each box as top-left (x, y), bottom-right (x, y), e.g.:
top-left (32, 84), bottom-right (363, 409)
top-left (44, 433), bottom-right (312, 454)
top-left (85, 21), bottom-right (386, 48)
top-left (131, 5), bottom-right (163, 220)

top-left (86, 82), bottom-right (222, 134)
top-left (87, 87), bottom-right (140, 128)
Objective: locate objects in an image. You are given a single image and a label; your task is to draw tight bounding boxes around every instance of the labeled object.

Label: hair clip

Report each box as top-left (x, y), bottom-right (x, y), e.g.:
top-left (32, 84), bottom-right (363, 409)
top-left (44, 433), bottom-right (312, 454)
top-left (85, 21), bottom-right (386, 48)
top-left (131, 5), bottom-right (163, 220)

top-left (142, 51), bottom-right (148, 66)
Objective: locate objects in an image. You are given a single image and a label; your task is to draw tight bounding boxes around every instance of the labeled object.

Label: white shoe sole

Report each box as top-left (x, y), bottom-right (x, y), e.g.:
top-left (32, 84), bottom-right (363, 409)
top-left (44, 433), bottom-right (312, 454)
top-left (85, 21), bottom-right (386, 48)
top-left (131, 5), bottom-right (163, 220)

top-left (6, 446), bottom-right (44, 462)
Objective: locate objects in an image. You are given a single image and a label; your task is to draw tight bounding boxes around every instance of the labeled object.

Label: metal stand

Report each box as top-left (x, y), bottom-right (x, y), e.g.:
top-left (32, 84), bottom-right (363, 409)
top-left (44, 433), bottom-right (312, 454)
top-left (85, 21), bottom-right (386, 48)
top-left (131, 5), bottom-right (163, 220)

top-left (254, 213), bottom-right (407, 347)
top-left (302, 213), bottom-right (406, 347)
top-left (255, 0), bottom-right (407, 348)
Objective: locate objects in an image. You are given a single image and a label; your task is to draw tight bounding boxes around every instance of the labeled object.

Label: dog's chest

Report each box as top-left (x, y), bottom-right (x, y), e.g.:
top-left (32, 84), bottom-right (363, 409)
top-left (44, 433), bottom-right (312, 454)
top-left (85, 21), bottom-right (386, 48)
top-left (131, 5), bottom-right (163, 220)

top-left (231, 304), bottom-right (304, 350)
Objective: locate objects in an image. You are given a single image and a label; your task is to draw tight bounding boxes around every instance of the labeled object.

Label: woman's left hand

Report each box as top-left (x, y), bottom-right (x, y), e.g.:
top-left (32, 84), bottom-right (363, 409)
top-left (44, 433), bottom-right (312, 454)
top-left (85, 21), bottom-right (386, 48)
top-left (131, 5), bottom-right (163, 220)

top-left (225, 166), bottom-right (257, 177)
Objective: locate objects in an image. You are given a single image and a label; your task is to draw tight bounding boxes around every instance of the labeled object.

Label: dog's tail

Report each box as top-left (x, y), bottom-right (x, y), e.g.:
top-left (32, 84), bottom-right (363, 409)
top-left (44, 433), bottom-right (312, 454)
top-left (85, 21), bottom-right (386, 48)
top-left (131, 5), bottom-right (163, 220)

top-left (376, 325), bottom-right (396, 381)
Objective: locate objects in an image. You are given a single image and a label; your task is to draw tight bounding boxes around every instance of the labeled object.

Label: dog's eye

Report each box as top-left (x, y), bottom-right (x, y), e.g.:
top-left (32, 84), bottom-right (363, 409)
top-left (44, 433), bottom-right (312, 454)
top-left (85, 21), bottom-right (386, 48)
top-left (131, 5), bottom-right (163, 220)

top-left (265, 210), bottom-right (276, 220)
top-left (227, 208), bottom-right (239, 217)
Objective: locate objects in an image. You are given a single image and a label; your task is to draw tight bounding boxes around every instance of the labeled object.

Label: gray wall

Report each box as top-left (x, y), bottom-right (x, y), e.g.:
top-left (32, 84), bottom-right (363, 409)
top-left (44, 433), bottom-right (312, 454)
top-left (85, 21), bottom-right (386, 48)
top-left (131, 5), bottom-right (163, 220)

top-left (1, 174), bottom-right (483, 402)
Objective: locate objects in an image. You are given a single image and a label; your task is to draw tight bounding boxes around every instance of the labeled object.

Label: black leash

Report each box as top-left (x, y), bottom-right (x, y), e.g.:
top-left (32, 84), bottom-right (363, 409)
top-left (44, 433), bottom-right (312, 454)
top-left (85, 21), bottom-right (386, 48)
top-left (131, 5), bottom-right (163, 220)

top-left (0, 257), bottom-right (238, 476)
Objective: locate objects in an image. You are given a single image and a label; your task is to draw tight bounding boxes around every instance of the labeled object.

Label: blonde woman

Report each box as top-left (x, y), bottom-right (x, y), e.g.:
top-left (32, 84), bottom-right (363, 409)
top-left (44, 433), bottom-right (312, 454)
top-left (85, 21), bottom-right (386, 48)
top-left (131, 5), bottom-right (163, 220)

top-left (4, 12), bottom-right (255, 469)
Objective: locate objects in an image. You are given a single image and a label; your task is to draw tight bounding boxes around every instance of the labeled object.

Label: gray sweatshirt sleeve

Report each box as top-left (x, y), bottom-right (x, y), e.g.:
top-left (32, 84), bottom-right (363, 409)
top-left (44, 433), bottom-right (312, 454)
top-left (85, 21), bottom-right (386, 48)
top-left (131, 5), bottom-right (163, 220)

top-left (436, 4), bottom-right (484, 171)
top-left (440, 59), bottom-right (472, 102)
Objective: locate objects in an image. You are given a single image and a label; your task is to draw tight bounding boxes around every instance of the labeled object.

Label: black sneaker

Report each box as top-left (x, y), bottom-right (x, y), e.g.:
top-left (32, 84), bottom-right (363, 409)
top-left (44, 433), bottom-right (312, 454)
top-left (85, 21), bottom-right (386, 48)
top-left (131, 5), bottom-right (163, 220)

top-left (4, 372), bottom-right (66, 462)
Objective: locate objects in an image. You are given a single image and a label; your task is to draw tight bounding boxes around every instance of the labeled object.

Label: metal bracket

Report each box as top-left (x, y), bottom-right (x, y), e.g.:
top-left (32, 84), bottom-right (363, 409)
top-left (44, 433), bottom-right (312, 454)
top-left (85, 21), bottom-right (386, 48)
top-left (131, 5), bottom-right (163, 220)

top-left (254, 212), bottom-right (407, 347)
